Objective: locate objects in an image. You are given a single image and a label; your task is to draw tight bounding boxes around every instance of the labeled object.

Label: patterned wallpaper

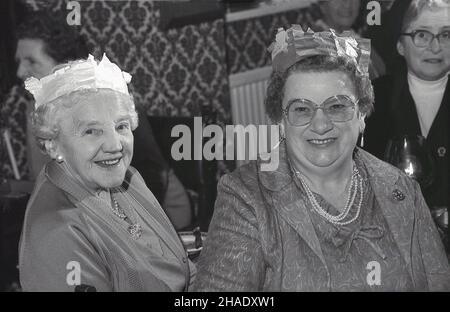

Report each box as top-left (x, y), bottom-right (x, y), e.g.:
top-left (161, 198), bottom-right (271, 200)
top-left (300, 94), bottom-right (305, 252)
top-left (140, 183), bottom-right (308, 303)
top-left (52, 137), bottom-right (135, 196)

top-left (0, 86), bottom-right (31, 180)
top-left (226, 6), bottom-right (317, 74)
top-left (1, 0), bottom-right (333, 180)
top-left (57, 0), bottom-right (231, 122)
top-left (225, 0), bottom-right (394, 75)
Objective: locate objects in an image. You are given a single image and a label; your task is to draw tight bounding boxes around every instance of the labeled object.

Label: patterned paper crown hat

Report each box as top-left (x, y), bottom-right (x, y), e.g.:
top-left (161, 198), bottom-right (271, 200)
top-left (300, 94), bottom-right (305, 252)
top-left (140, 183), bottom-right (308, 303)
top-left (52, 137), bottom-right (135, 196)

top-left (268, 25), bottom-right (371, 78)
top-left (24, 53), bottom-right (132, 109)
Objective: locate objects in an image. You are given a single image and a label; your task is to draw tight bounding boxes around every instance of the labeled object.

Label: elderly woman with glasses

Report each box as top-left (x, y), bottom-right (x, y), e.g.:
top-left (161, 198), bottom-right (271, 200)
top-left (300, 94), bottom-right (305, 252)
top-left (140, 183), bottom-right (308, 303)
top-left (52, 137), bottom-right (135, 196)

top-left (365, 0), bottom-right (449, 215)
top-left (193, 27), bottom-right (450, 291)
top-left (18, 55), bottom-right (195, 291)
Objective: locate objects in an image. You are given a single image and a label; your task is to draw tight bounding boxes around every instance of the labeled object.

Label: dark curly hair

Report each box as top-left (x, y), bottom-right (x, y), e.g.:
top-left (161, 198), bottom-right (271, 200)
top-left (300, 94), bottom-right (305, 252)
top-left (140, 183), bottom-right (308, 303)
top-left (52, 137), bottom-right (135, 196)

top-left (16, 11), bottom-right (89, 64)
top-left (265, 55), bottom-right (374, 123)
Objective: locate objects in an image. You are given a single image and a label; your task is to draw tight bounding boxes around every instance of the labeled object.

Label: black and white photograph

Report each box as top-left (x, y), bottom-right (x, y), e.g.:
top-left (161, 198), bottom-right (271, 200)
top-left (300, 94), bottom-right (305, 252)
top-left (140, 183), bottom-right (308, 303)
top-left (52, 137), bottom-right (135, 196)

top-left (0, 0), bottom-right (449, 297)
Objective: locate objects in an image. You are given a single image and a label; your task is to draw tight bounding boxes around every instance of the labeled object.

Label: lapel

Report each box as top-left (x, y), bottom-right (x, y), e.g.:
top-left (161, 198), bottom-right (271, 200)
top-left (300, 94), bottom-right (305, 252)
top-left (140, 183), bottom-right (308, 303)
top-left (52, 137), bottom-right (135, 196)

top-left (257, 143), bottom-right (327, 267)
top-left (45, 161), bottom-right (131, 249)
top-left (357, 149), bottom-right (415, 280)
top-left (122, 179), bottom-right (191, 291)
top-left (45, 161), bottom-right (114, 223)
top-left (123, 169), bottom-right (187, 259)
top-left (45, 161), bottom-right (187, 264)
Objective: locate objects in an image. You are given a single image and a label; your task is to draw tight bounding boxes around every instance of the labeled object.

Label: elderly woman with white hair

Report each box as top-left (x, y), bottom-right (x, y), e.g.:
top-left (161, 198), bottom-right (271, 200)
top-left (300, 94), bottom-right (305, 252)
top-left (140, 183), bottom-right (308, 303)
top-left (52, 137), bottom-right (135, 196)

top-left (18, 54), bottom-right (195, 292)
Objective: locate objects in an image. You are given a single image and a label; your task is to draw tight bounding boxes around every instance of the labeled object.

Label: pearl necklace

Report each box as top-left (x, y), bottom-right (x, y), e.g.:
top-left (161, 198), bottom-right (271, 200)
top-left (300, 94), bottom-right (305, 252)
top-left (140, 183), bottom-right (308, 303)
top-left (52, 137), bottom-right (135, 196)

top-left (293, 165), bottom-right (363, 226)
top-left (111, 195), bottom-right (142, 239)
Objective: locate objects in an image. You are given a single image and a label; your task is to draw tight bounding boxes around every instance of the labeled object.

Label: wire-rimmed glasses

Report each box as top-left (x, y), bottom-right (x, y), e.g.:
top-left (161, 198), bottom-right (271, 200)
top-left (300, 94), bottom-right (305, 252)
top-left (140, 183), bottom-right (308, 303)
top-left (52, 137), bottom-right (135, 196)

top-left (282, 95), bottom-right (358, 127)
top-left (401, 30), bottom-right (450, 48)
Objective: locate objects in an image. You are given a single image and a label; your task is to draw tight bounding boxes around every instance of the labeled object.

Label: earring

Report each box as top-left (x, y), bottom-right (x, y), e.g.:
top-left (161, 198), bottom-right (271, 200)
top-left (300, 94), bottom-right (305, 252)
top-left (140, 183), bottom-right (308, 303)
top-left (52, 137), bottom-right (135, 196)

top-left (279, 124), bottom-right (285, 140)
top-left (358, 117), bottom-right (366, 148)
top-left (56, 155), bottom-right (64, 163)
top-left (272, 137), bottom-right (286, 150)
top-left (272, 132), bottom-right (286, 150)
top-left (272, 124), bottom-right (286, 149)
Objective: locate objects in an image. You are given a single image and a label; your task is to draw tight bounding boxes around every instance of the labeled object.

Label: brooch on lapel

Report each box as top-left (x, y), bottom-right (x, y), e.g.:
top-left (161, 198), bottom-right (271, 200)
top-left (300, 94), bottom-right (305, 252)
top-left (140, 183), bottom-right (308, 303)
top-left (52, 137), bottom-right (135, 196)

top-left (438, 146), bottom-right (446, 158)
top-left (392, 189), bottom-right (405, 201)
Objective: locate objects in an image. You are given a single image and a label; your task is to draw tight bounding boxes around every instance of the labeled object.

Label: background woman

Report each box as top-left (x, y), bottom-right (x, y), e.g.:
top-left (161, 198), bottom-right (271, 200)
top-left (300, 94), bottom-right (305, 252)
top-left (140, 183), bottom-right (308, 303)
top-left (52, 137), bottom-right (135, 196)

top-left (365, 0), bottom-right (449, 236)
top-left (193, 27), bottom-right (450, 291)
top-left (19, 55), bottom-right (195, 291)
top-left (310, 0), bottom-right (386, 79)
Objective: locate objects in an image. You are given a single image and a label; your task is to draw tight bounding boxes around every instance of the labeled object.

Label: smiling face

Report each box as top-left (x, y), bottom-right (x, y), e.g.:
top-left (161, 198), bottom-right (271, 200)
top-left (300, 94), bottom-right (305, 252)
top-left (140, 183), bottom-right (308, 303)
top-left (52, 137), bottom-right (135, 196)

top-left (15, 39), bottom-right (57, 80)
top-left (282, 71), bottom-right (363, 174)
top-left (320, 0), bottom-right (360, 32)
top-left (397, 6), bottom-right (450, 81)
top-left (52, 90), bottom-right (134, 192)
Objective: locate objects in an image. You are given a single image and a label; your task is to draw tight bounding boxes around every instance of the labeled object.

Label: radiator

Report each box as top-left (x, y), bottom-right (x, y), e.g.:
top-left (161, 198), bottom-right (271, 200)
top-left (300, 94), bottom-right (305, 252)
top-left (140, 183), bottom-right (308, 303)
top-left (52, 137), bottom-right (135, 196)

top-left (228, 66), bottom-right (274, 166)
top-left (229, 66), bottom-right (272, 127)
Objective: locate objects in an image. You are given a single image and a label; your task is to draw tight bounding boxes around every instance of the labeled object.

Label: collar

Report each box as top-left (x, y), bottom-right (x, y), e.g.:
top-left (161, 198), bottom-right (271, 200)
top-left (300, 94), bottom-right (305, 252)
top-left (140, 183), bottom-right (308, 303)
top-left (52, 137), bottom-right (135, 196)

top-left (45, 161), bottom-right (93, 203)
top-left (45, 161), bottom-right (136, 205)
top-left (407, 71), bottom-right (449, 92)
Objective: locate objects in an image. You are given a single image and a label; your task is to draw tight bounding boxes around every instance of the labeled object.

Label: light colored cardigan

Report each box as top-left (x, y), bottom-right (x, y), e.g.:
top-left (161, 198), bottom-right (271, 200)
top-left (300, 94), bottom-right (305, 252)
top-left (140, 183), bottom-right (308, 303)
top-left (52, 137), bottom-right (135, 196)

top-left (19, 161), bottom-right (195, 291)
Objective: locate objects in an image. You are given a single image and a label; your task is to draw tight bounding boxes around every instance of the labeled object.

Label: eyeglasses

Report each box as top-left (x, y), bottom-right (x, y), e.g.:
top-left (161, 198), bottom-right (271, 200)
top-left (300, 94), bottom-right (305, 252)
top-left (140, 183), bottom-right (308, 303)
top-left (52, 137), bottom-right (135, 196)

top-left (282, 95), bottom-right (357, 127)
top-left (401, 30), bottom-right (450, 48)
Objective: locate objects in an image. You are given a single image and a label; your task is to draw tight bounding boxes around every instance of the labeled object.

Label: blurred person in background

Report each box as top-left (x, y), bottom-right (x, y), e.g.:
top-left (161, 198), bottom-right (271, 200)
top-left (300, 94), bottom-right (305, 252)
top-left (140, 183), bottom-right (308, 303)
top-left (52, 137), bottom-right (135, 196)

top-left (310, 0), bottom-right (386, 80)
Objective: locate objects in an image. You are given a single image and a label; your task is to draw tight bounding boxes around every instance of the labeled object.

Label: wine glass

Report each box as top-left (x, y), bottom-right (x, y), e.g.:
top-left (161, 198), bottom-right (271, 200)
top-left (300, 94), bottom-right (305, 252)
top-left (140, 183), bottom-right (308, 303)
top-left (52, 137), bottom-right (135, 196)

top-left (386, 136), bottom-right (449, 254)
top-left (384, 134), bottom-right (435, 190)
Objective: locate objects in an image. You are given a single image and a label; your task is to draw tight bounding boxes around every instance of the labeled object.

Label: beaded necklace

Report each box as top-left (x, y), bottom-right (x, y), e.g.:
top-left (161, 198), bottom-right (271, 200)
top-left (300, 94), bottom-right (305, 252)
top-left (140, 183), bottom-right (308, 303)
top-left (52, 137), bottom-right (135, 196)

top-left (291, 162), bottom-right (363, 226)
top-left (111, 194), bottom-right (142, 239)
